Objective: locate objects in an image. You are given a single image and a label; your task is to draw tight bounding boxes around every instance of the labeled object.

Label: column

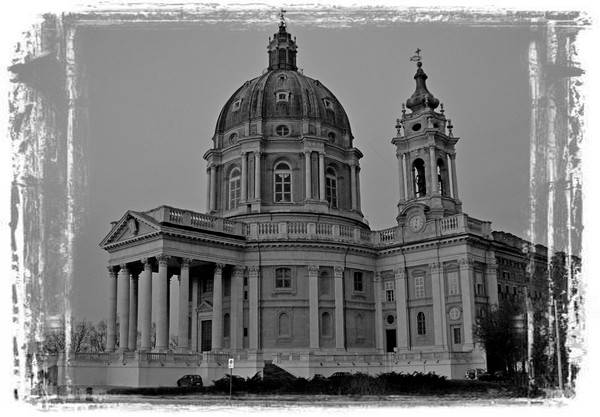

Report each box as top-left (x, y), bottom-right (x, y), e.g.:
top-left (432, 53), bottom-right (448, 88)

top-left (459, 257), bottom-right (475, 346)
top-left (308, 265), bottom-right (320, 349)
top-left (140, 258), bottom-right (153, 351)
top-left (333, 266), bottom-right (345, 350)
top-left (117, 264), bottom-right (130, 351)
top-left (318, 152), bottom-right (325, 201)
top-left (177, 258), bottom-right (191, 352)
top-left (206, 168), bottom-right (211, 212)
top-left (209, 165), bottom-right (217, 211)
top-left (430, 262), bottom-right (444, 346)
top-left (128, 271), bottom-right (139, 351)
top-left (374, 272), bottom-right (384, 352)
top-left (191, 277), bottom-right (199, 352)
top-left (241, 152), bottom-right (248, 202)
top-left (304, 151), bottom-right (311, 201)
top-left (248, 266), bottom-right (260, 350)
top-left (450, 153), bottom-right (459, 200)
top-left (254, 151), bottom-right (261, 202)
top-left (394, 268), bottom-right (409, 350)
top-left (230, 266), bottom-right (244, 350)
top-left (429, 146), bottom-right (438, 194)
top-left (106, 266), bottom-right (118, 352)
top-left (211, 263), bottom-right (224, 350)
top-left (486, 257), bottom-right (499, 307)
top-left (356, 166), bottom-right (362, 209)
top-left (397, 153), bottom-right (404, 202)
top-left (155, 255), bottom-right (170, 351)
top-left (350, 163), bottom-right (357, 210)
top-left (446, 154), bottom-right (454, 198)
top-left (402, 153), bottom-right (409, 199)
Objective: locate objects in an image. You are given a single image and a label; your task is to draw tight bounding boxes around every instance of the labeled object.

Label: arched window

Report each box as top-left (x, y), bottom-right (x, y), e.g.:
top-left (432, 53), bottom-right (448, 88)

top-left (275, 267), bottom-right (292, 289)
top-left (274, 161), bottom-right (292, 202)
top-left (436, 158), bottom-right (446, 196)
top-left (417, 312), bottom-right (426, 335)
top-left (325, 167), bottom-right (338, 208)
top-left (278, 312), bottom-right (290, 336)
top-left (228, 167), bottom-right (241, 210)
top-left (327, 131), bottom-right (336, 143)
top-left (321, 312), bottom-right (332, 337)
top-left (412, 159), bottom-right (426, 197)
top-left (224, 313), bottom-right (230, 338)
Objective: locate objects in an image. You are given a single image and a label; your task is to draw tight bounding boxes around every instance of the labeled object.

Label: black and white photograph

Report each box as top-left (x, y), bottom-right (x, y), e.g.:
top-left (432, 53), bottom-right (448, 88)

top-left (3, 0), bottom-right (597, 412)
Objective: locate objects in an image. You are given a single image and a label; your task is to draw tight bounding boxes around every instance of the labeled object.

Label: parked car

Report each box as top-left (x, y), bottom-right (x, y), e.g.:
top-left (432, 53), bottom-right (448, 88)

top-left (177, 374), bottom-right (203, 387)
top-left (464, 368), bottom-right (486, 380)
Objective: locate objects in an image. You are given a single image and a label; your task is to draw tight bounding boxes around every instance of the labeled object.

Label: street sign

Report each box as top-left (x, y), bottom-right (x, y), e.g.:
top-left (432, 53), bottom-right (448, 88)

top-left (228, 358), bottom-right (234, 369)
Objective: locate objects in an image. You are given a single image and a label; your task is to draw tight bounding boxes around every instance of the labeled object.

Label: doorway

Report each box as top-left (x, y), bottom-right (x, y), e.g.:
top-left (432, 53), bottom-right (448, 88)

top-left (201, 320), bottom-right (212, 352)
top-left (386, 329), bottom-right (397, 352)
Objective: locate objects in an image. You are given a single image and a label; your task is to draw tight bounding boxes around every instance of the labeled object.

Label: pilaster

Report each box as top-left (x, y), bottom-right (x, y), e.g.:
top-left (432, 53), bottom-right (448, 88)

top-left (333, 266), bottom-right (345, 350)
top-left (248, 265), bottom-right (260, 351)
top-left (211, 263), bottom-right (225, 350)
top-left (459, 256), bottom-right (475, 347)
top-left (429, 261), bottom-right (445, 347)
top-left (374, 272), bottom-right (384, 352)
top-left (308, 265), bottom-right (320, 349)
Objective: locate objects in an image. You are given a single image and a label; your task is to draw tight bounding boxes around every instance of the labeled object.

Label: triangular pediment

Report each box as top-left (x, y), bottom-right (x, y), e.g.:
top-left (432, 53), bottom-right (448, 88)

top-left (99, 211), bottom-right (160, 248)
top-left (197, 300), bottom-right (213, 313)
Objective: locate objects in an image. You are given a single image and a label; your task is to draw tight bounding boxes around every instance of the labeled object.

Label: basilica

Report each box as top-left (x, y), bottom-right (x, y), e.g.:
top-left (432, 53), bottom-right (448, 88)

top-left (58, 19), bottom-right (548, 387)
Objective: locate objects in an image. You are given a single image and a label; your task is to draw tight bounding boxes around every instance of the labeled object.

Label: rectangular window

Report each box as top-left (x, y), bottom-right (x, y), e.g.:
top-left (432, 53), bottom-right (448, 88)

top-left (385, 281), bottom-right (395, 302)
top-left (415, 276), bottom-right (425, 298)
top-left (243, 328), bottom-right (248, 337)
top-left (275, 268), bottom-right (292, 289)
top-left (274, 172), bottom-right (292, 202)
top-left (475, 272), bottom-right (485, 296)
top-left (447, 271), bottom-right (459, 295)
top-left (453, 327), bottom-right (462, 344)
top-left (353, 272), bottom-right (364, 292)
top-left (202, 279), bottom-right (213, 294)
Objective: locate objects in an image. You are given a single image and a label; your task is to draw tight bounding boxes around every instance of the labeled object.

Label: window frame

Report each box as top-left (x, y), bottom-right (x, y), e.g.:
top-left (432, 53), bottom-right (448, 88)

top-left (414, 275), bottom-right (425, 299)
top-left (384, 280), bottom-right (395, 302)
top-left (417, 311), bottom-right (426, 335)
top-left (275, 124), bottom-right (290, 137)
top-left (227, 167), bottom-right (241, 210)
top-left (452, 326), bottom-right (462, 344)
top-left (325, 167), bottom-right (338, 208)
top-left (274, 267), bottom-right (292, 290)
top-left (321, 311), bottom-right (333, 337)
top-left (447, 271), bottom-right (459, 296)
top-left (353, 271), bottom-right (364, 293)
top-left (273, 161), bottom-right (292, 203)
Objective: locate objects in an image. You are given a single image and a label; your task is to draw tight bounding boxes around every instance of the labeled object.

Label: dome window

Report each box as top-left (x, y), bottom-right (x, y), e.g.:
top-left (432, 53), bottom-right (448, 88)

top-left (274, 161), bottom-right (292, 203)
top-left (276, 91), bottom-right (290, 102)
top-left (232, 99), bottom-right (242, 111)
top-left (322, 98), bottom-right (333, 110)
top-left (327, 132), bottom-right (336, 143)
top-left (325, 167), bottom-right (338, 209)
top-left (275, 125), bottom-right (290, 136)
top-left (412, 123), bottom-right (422, 132)
top-left (228, 133), bottom-right (238, 145)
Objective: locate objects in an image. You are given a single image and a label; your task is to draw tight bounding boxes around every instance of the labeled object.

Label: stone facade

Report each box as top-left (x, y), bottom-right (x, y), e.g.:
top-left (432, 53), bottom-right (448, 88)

top-left (54, 21), bottom-right (550, 388)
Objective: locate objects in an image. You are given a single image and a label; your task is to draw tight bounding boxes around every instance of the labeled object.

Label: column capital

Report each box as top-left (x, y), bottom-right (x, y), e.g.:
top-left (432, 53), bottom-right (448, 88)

top-left (141, 258), bottom-right (153, 269)
top-left (307, 265), bottom-right (319, 275)
top-left (119, 263), bottom-right (129, 272)
top-left (214, 263), bottom-right (225, 274)
top-left (180, 258), bottom-right (193, 268)
top-left (429, 262), bottom-right (441, 272)
top-left (394, 267), bottom-right (406, 278)
top-left (458, 256), bottom-right (474, 269)
top-left (449, 152), bottom-right (457, 159)
top-left (374, 271), bottom-right (382, 282)
top-left (107, 265), bottom-right (118, 276)
top-left (248, 265), bottom-right (260, 276)
top-left (333, 266), bottom-right (344, 277)
top-left (232, 265), bottom-right (245, 278)
top-left (156, 255), bottom-right (170, 266)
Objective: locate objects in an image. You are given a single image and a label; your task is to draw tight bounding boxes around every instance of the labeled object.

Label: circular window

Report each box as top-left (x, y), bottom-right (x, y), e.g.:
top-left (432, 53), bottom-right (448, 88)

top-left (276, 125), bottom-right (290, 136)
top-left (412, 123), bottom-right (422, 132)
top-left (386, 315), bottom-right (395, 324)
top-left (433, 122), bottom-right (440, 129)
top-left (328, 132), bottom-right (336, 143)
top-left (228, 133), bottom-right (238, 145)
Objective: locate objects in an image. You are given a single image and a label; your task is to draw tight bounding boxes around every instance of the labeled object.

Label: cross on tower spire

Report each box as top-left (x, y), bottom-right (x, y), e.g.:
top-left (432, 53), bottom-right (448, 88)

top-left (410, 48), bottom-right (422, 64)
top-left (279, 8), bottom-right (287, 28)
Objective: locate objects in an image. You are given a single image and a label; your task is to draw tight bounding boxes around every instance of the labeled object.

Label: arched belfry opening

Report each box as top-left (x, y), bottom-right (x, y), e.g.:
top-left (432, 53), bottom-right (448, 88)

top-left (412, 159), bottom-right (426, 198)
top-left (437, 158), bottom-right (447, 196)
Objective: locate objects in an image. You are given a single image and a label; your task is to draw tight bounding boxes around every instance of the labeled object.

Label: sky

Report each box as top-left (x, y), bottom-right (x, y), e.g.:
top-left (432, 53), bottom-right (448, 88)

top-left (74, 21), bottom-right (531, 322)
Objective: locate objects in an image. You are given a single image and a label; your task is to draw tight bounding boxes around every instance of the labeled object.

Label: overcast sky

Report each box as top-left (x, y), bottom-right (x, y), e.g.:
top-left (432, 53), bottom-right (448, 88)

top-left (74, 22), bottom-right (531, 322)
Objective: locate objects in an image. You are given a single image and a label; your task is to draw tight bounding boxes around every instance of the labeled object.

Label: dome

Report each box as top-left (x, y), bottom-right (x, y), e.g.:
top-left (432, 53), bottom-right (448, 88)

top-left (215, 70), bottom-right (352, 138)
top-left (213, 21), bottom-right (352, 148)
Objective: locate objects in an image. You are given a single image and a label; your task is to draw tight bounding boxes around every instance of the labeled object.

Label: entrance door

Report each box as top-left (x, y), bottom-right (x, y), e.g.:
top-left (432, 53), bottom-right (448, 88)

top-left (386, 329), bottom-right (397, 352)
top-left (201, 320), bottom-right (212, 352)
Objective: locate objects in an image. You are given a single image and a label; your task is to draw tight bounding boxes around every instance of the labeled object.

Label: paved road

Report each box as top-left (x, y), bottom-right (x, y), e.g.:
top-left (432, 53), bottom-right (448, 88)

top-left (32, 393), bottom-right (560, 410)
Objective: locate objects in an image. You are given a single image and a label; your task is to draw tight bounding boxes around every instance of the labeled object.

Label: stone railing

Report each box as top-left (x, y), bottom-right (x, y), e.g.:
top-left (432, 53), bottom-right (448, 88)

top-left (148, 206), bottom-right (246, 236)
top-left (246, 221), bottom-right (372, 244)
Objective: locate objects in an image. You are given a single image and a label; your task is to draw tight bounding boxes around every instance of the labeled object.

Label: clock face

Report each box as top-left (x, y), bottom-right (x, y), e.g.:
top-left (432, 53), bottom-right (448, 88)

top-left (449, 307), bottom-right (461, 321)
top-left (408, 214), bottom-right (425, 232)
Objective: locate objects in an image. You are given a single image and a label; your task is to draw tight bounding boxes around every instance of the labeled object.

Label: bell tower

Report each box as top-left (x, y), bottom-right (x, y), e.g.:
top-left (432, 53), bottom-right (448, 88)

top-left (393, 50), bottom-right (462, 225)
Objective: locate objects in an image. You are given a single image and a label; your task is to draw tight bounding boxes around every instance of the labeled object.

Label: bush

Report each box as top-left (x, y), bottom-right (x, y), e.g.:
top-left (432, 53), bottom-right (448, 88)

top-left (211, 374), bottom-right (247, 393)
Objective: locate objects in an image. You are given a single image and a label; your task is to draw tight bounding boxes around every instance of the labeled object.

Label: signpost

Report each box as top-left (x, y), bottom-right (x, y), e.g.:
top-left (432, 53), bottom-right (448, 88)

top-left (228, 358), bottom-right (234, 400)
